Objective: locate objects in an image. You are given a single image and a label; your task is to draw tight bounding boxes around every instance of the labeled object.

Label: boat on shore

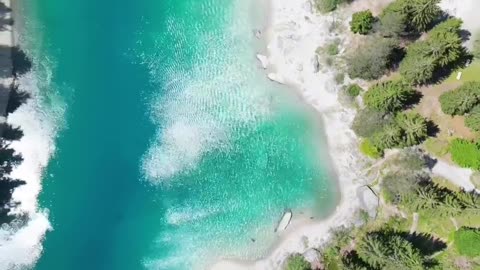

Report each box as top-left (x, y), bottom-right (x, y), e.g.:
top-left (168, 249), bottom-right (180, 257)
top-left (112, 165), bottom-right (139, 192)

top-left (275, 209), bottom-right (292, 232)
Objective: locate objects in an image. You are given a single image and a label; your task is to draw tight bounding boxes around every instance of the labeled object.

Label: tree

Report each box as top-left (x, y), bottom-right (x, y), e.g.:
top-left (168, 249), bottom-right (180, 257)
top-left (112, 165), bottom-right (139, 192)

top-left (352, 109), bottom-right (392, 137)
top-left (437, 194), bottom-right (462, 218)
top-left (357, 234), bottom-right (390, 268)
top-left (351, 10), bottom-right (375, 35)
top-left (465, 106), bottom-right (480, 132)
top-left (357, 232), bottom-right (427, 269)
top-left (427, 19), bottom-right (464, 66)
top-left (399, 42), bottom-right (436, 84)
top-left (285, 254), bottom-right (311, 270)
top-left (439, 82), bottom-right (480, 116)
top-left (347, 38), bottom-right (397, 80)
top-left (363, 80), bottom-right (416, 112)
top-left (396, 112), bottom-right (428, 147)
top-left (410, 0), bottom-right (441, 32)
top-left (372, 124), bottom-right (404, 150)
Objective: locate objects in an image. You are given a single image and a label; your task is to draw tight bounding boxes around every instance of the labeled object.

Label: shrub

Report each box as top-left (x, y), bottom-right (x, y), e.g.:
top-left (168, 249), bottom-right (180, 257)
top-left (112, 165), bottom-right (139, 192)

top-left (363, 80), bottom-right (415, 112)
top-left (326, 43), bottom-right (339, 56)
top-left (314, 0), bottom-right (337, 13)
top-left (347, 37), bottom-right (397, 80)
top-left (378, 9), bottom-right (407, 37)
top-left (335, 72), bottom-right (345, 84)
top-left (346, 84), bottom-right (362, 97)
top-left (350, 10), bottom-right (375, 35)
top-left (360, 139), bottom-right (383, 159)
top-left (439, 82), bottom-right (480, 116)
top-left (454, 227), bottom-right (480, 257)
top-left (352, 109), bottom-right (392, 137)
top-left (465, 106), bottom-right (480, 132)
top-left (285, 254), bottom-right (311, 270)
top-left (450, 139), bottom-right (480, 170)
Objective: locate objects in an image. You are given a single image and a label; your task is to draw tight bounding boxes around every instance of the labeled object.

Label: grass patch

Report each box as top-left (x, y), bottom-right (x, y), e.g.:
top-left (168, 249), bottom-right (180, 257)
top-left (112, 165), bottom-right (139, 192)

top-left (424, 137), bottom-right (450, 157)
top-left (446, 60), bottom-right (480, 83)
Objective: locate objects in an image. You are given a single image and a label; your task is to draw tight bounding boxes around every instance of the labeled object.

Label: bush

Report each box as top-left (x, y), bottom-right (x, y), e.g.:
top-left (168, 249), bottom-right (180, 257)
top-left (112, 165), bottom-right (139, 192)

top-left (465, 106), bottom-right (480, 132)
top-left (285, 254), bottom-right (311, 270)
top-left (382, 172), bottom-right (428, 204)
top-left (350, 10), bottom-right (375, 35)
top-left (378, 9), bottom-right (406, 37)
top-left (314, 0), bottom-right (352, 13)
top-left (346, 84), bottom-right (362, 97)
top-left (360, 138), bottom-right (383, 158)
top-left (347, 37), bottom-right (397, 80)
top-left (450, 139), bottom-right (480, 170)
top-left (352, 109), bottom-right (392, 137)
top-left (326, 42), bottom-right (338, 56)
top-left (454, 227), bottom-right (480, 257)
top-left (439, 82), bottom-right (480, 116)
top-left (363, 80), bottom-right (415, 112)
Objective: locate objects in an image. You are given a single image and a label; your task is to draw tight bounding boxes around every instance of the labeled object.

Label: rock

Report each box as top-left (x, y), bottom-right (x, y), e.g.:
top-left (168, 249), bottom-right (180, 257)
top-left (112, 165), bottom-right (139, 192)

top-left (312, 55), bottom-right (320, 73)
top-left (268, 73), bottom-right (286, 84)
top-left (256, 54), bottom-right (269, 69)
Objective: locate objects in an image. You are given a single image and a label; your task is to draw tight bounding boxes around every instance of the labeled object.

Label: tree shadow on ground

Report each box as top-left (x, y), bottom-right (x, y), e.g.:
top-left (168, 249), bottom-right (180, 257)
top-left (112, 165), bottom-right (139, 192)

top-left (12, 46), bottom-right (32, 77)
top-left (6, 84), bottom-right (30, 114)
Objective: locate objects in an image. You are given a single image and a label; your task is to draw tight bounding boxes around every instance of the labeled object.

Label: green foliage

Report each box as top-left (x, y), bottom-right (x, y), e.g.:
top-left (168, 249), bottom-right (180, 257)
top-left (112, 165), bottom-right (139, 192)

top-left (395, 112), bottom-right (428, 147)
top-left (382, 0), bottom-right (441, 33)
top-left (326, 42), bottom-right (339, 56)
top-left (314, 0), bottom-right (351, 13)
top-left (450, 139), bottom-right (480, 170)
top-left (363, 80), bottom-right (415, 112)
top-left (347, 38), bottom-right (397, 80)
top-left (372, 124), bottom-right (404, 150)
top-left (350, 10), bottom-right (375, 35)
top-left (410, 0), bottom-right (441, 32)
top-left (378, 9), bottom-right (407, 37)
top-left (427, 19), bottom-right (464, 67)
top-left (381, 171), bottom-right (428, 204)
top-left (346, 84), bottom-right (362, 97)
top-left (399, 47), bottom-right (436, 85)
top-left (285, 254), bottom-right (311, 270)
top-left (400, 18), bottom-right (464, 84)
top-left (454, 227), bottom-right (480, 258)
top-left (360, 139), bottom-right (383, 159)
top-left (352, 109), bottom-right (392, 138)
top-left (439, 82), bottom-right (480, 116)
top-left (356, 232), bottom-right (427, 269)
top-left (465, 106), bottom-right (480, 131)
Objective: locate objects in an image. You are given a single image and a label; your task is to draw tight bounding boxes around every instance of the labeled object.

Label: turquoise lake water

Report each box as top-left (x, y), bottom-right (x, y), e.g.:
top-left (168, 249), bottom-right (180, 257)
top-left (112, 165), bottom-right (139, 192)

top-left (15, 0), bottom-right (338, 269)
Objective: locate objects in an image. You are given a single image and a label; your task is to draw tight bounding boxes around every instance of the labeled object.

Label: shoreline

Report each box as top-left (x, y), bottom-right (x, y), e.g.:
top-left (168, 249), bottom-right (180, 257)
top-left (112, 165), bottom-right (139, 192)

top-left (213, 0), bottom-right (480, 269)
top-left (212, 1), bottom-right (376, 269)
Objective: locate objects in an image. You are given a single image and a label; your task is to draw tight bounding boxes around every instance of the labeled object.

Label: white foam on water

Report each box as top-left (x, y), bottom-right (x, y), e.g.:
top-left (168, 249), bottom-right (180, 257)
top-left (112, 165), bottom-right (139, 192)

top-left (0, 56), bottom-right (65, 267)
top-left (141, 0), bottom-right (274, 183)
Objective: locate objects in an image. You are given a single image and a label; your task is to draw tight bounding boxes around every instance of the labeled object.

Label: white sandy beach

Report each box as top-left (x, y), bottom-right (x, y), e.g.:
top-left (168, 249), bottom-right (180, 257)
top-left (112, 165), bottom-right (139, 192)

top-left (212, 0), bottom-right (480, 269)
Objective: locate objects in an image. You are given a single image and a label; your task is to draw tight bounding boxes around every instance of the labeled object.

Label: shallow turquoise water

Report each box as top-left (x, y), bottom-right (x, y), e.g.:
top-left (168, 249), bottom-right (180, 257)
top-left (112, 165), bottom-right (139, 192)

top-left (17, 0), bottom-right (338, 269)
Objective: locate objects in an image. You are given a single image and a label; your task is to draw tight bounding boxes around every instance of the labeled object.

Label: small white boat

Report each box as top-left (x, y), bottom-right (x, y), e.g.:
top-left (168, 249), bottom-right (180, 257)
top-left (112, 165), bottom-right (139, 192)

top-left (275, 210), bottom-right (292, 232)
